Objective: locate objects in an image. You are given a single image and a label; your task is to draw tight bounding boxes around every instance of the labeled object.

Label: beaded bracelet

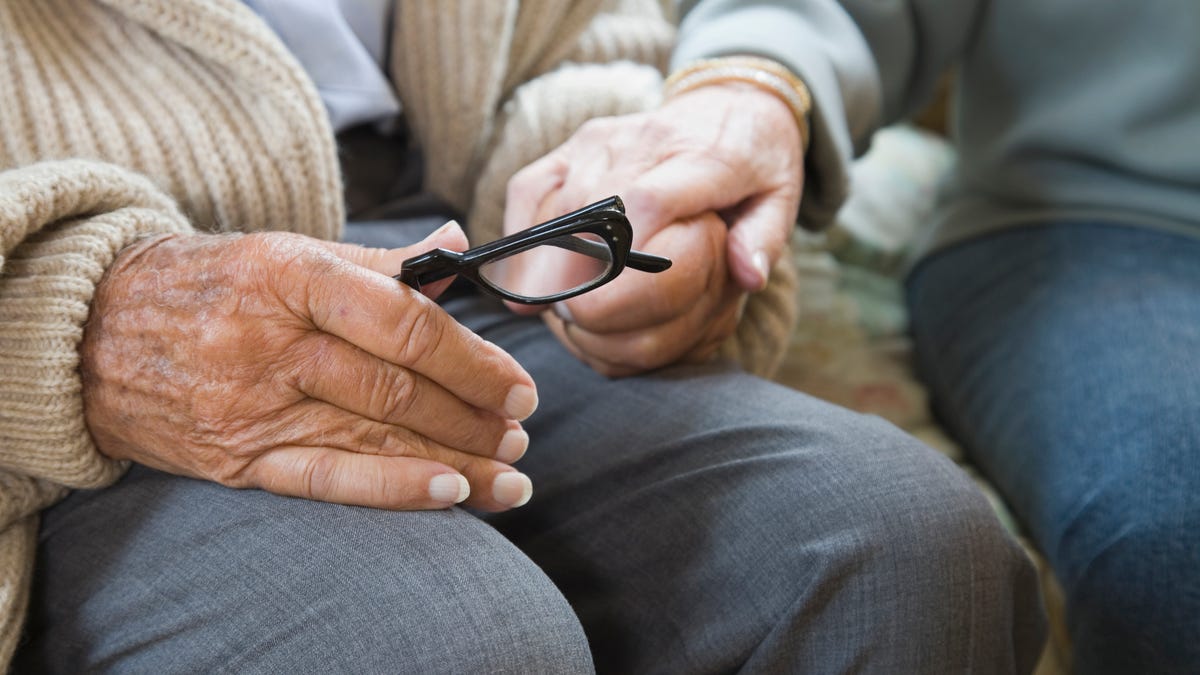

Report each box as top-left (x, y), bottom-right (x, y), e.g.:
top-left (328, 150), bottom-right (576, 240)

top-left (663, 55), bottom-right (812, 151)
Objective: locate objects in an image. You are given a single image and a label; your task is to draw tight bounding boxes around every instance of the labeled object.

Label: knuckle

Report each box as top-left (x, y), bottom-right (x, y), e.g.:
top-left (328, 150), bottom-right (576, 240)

top-left (395, 301), bottom-right (447, 365)
top-left (185, 420), bottom-right (263, 481)
top-left (637, 115), bottom-right (676, 145)
top-left (622, 183), bottom-right (664, 225)
top-left (212, 458), bottom-right (255, 488)
top-left (469, 339), bottom-right (513, 378)
top-left (191, 311), bottom-right (274, 371)
top-left (376, 370), bottom-right (419, 423)
top-left (407, 433), bottom-right (436, 460)
top-left (380, 427), bottom-right (428, 460)
top-left (507, 161), bottom-right (543, 194)
top-left (285, 332), bottom-right (334, 386)
top-left (184, 388), bottom-right (249, 449)
top-left (575, 116), bottom-right (614, 139)
top-left (352, 420), bottom-right (393, 457)
top-left (626, 334), bottom-right (676, 372)
top-left (247, 233), bottom-right (341, 315)
top-left (300, 450), bottom-right (340, 500)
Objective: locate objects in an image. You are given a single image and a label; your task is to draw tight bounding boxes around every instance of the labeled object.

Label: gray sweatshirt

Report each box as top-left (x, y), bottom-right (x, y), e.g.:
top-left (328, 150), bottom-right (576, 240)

top-left (675, 0), bottom-right (1200, 253)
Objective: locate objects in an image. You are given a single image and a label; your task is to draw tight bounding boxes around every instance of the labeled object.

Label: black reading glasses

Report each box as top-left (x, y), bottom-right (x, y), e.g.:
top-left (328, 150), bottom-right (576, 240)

top-left (396, 196), bottom-right (671, 304)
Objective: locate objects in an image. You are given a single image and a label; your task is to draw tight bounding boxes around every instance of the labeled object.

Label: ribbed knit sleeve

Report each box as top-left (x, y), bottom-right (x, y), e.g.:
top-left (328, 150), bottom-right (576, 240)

top-left (390, 0), bottom-right (656, 217)
top-left (389, 0), bottom-right (518, 212)
top-left (0, 0), bottom-right (343, 241)
top-left (0, 1), bottom-right (348, 664)
top-left (0, 159), bottom-right (194, 664)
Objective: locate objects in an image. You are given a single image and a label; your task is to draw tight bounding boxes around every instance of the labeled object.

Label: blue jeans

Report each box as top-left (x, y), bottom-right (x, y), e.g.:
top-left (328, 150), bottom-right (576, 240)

top-left (13, 219), bottom-right (1045, 673)
top-left (908, 222), bottom-right (1200, 675)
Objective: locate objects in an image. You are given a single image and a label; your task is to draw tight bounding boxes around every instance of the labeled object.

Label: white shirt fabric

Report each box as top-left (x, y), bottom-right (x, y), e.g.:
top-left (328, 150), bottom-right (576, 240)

top-left (244, 0), bottom-right (400, 132)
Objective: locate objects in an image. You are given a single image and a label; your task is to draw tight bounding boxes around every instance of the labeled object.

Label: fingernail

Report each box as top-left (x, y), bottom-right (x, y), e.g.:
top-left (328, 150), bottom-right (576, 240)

top-left (752, 251), bottom-right (770, 290)
top-left (431, 219), bottom-right (461, 238)
top-left (493, 472), bottom-right (533, 508)
top-left (495, 428), bottom-right (529, 463)
top-left (429, 474), bottom-right (470, 504)
top-left (553, 302), bottom-right (574, 323)
top-left (504, 384), bottom-right (538, 421)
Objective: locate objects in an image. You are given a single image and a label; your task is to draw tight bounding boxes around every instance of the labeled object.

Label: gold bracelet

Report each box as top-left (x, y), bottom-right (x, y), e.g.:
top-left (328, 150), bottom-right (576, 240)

top-left (664, 55), bottom-right (812, 151)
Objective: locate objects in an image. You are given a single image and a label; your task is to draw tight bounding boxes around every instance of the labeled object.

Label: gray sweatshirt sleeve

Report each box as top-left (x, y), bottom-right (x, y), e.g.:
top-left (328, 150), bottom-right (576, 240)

top-left (673, 0), bottom-right (983, 227)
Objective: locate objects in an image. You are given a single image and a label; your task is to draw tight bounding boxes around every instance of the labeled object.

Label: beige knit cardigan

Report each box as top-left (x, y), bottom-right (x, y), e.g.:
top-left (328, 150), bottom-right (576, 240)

top-left (0, 0), bottom-right (796, 663)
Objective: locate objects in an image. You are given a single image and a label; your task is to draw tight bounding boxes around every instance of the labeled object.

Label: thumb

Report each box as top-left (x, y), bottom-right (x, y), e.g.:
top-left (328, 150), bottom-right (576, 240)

top-left (319, 220), bottom-right (470, 299)
top-left (415, 219), bottom-right (471, 258)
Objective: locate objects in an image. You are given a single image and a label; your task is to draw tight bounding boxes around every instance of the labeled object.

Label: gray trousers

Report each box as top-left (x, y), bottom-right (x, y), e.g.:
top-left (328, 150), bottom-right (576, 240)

top-left (15, 220), bottom-right (1045, 674)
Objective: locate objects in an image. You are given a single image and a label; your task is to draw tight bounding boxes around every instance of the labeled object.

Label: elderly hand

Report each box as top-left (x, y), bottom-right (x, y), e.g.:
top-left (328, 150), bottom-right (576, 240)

top-left (507, 81), bottom-right (804, 294)
top-left (504, 83), bottom-right (804, 374)
top-left (80, 224), bottom-right (538, 512)
top-left (516, 202), bottom-right (743, 377)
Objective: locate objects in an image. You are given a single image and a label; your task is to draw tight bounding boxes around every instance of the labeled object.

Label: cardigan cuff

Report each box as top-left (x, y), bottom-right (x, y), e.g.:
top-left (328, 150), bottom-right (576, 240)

top-left (0, 160), bottom-right (193, 488)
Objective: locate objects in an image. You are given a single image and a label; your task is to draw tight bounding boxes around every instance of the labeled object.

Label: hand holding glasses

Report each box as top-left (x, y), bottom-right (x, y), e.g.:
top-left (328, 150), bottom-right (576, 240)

top-left (396, 196), bottom-right (671, 304)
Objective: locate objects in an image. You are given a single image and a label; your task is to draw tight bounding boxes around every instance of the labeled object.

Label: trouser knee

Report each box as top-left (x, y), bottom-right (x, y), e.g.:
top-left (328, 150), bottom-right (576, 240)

top-left (810, 421), bottom-right (1047, 672)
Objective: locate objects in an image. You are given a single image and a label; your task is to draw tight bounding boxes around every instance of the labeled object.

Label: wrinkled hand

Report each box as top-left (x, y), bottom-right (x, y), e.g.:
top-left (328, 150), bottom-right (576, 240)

top-left (81, 224), bottom-right (538, 512)
top-left (516, 202), bottom-right (742, 377)
top-left (503, 83), bottom-right (804, 375)
top-left (507, 81), bottom-right (804, 294)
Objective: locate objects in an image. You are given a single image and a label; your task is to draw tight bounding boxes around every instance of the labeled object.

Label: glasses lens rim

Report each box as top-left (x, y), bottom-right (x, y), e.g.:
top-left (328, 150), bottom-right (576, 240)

top-left (477, 232), bottom-right (615, 303)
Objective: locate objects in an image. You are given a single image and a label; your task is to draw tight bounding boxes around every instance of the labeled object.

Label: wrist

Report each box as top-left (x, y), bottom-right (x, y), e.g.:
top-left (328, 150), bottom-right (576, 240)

top-left (664, 55), bottom-right (812, 152)
top-left (661, 80), bottom-right (801, 145)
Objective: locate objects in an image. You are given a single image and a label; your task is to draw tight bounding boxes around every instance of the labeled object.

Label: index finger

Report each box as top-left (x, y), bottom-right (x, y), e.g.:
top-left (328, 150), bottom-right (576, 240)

top-left (617, 154), bottom-right (758, 246)
top-left (301, 257), bottom-right (538, 421)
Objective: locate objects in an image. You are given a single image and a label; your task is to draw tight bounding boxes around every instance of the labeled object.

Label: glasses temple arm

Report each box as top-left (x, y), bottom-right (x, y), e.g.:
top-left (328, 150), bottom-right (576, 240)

top-left (626, 249), bottom-right (672, 273)
top-left (544, 236), bottom-right (672, 273)
top-left (543, 235), bottom-right (614, 261)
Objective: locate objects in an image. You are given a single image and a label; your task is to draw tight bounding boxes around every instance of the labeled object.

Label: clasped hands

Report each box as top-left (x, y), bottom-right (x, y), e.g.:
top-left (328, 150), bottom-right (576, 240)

top-left (502, 82), bottom-right (804, 376)
top-left (80, 82), bottom-right (802, 513)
